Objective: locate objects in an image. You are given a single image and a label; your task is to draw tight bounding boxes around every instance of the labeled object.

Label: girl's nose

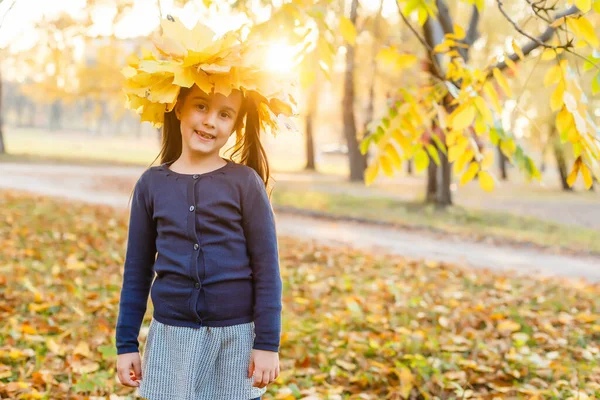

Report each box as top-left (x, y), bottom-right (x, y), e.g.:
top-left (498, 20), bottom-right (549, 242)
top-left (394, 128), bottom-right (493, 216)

top-left (203, 112), bottom-right (217, 129)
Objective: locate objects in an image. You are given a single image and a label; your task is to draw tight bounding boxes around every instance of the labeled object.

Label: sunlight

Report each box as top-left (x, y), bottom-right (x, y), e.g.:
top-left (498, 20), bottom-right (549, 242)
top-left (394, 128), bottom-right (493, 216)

top-left (265, 41), bottom-right (298, 74)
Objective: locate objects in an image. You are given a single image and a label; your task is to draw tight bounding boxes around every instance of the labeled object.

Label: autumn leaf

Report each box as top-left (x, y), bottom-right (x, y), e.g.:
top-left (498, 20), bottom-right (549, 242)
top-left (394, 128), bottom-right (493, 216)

top-left (365, 162), bottom-right (379, 186)
top-left (478, 171), bottom-right (495, 192)
top-left (493, 68), bottom-right (512, 97)
top-left (460, 162), bottom-right (479, 186)
top-left (567, 159), bottom-right (581, 187)
top-left (339, 16), bottom-right (357, 46)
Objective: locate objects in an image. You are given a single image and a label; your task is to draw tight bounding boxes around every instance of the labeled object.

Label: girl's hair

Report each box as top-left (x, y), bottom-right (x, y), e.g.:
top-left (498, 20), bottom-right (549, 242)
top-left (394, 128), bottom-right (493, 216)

top-left (130, 85), bottom-right (272, 207)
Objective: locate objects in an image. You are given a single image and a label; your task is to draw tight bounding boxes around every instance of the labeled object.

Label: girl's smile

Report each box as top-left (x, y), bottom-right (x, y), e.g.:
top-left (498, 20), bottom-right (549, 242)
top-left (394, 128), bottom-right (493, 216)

top-left (195, 129), bottom-right (216, 141)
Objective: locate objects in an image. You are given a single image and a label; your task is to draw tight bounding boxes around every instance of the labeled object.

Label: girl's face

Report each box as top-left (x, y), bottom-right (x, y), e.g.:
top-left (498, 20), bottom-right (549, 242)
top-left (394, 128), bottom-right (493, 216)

top-left (175, 85), bottom-right (243, 158)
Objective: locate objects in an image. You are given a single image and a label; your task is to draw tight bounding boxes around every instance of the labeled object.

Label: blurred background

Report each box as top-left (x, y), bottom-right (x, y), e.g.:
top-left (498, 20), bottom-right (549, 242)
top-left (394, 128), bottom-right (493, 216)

top-left (1, 0), bottom-right (600, 399)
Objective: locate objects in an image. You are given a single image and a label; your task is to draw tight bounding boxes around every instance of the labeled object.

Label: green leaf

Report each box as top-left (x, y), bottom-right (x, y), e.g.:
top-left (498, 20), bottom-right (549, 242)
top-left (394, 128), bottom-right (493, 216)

top-left (490, 128), bottom-right (500, 146)
top-left (593, 72), bottom-right (600, 95)
top-left (98, 344), bottom-right (117, 360)
top-left (360, 135), bottom-right (372, 155)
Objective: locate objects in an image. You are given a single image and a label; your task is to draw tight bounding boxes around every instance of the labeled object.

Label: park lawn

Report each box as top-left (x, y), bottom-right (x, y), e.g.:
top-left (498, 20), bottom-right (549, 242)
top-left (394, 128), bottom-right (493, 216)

top-left (1, 190), bottom-right (600, 399)
top-left (271, 182), bottom-right (600, 256)
top-left (1, 127), bottom-right (350, 175)
top-left (2, 150), bottom-right (600, 256)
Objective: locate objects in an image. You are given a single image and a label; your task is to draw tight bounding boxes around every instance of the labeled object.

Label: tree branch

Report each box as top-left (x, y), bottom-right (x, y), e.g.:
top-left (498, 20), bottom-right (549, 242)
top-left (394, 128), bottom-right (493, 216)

top-left (464, 7), bottom-right (480, 46)
top-left (488, 4), bottom-right (580, 75)
top-left (0, 0), bottom-right (18, 30)
top-left (395, 0), bottom-right (434, 53)
top-left (395, 0), bottom-right (445, 82)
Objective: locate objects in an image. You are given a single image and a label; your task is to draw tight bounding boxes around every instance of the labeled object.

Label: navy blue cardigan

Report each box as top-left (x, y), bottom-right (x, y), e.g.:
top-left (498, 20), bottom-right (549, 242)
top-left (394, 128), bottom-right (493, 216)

top-left (115, 159), bottom-right (282, 355)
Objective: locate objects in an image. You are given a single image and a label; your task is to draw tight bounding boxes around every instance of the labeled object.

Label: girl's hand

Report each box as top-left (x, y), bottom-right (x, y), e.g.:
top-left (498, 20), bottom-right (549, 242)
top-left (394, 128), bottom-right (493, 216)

top-left (117, 352), bottom-right (143, 387)
top-left (248, 349), bottom-right (279, 388)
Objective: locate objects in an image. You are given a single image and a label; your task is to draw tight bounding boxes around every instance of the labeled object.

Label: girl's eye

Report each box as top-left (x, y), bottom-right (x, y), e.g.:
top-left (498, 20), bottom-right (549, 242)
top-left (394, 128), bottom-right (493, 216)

top-left (221, 112), bottom-right (231, 119)
top-left (197, 104), bottom-right (207, 110)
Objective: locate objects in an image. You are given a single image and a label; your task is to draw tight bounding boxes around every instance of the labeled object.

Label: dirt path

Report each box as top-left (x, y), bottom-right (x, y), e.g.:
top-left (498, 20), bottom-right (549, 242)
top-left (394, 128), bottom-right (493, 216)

top-left (2, 161), bottom-right (599, 282)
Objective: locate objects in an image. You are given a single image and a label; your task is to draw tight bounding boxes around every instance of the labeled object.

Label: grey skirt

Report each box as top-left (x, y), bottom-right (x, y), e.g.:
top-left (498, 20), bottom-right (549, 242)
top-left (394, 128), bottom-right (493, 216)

top-left (136, 318), bottom-right (268, 400)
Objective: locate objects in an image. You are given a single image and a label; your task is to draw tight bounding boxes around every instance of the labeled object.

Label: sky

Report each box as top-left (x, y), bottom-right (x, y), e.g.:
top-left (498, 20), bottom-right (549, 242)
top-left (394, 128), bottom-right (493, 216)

top-left (0, 0), bottom-right (400, 51)
top-left (0, 0), bottom-right (259, 51)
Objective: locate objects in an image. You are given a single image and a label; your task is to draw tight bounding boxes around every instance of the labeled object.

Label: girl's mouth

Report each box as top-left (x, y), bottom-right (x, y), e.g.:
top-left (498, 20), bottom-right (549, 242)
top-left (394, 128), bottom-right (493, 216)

top-left (195, 130), bottom-right (216, 141)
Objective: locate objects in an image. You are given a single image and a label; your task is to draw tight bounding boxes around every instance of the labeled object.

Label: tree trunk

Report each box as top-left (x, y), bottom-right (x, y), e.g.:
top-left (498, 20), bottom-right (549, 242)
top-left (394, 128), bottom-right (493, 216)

top-left (305, 81), bottom-right (318, 171)
top-left (423, 15), bottom-right (453, 206)
top-left (553, 140), bottom-right (572, 191)
top-left (497, 144), bottom-right (508, 180)
top-left (343, 0), bottom-right (366, 182)
top-left (406, 159), bottom-right (413, 175)
top-left (363, 0), bottom-right (383, 135)
top-left (426, 147), bottom-right (437, 203)
top-left (305, 111), bottom-right (316, 170)
top-left (49, 100), bottom-right (62, 131)
top-left (437, 144), bottom-right (452, 205)
top-left (0, 71), bottom-right (5, 154)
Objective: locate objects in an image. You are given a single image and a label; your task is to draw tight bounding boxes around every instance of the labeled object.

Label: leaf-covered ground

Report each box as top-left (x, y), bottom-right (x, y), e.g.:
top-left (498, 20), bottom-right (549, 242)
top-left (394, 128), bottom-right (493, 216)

top-left (1, 189), bottom-right (599, 399)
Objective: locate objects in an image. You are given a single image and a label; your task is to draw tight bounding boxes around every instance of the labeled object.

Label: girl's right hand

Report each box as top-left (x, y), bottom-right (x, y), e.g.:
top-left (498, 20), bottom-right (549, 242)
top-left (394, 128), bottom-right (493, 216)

top-left (117, 352), bottom-right (143, 387)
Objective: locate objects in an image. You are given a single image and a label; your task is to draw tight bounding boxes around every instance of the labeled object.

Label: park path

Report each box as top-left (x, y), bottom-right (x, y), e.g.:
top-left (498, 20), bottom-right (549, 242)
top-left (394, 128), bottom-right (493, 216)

top-left (1, 161), bottom-right (599, 282)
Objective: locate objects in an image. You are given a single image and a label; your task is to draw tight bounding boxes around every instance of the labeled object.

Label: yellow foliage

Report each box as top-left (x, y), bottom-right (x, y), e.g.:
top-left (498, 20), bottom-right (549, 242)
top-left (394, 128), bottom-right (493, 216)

top-left (384, 144), bottom-right (403, 169)
top-left (379, 154), bottom-right (395, 177)
top-left (566, 15), bottom-right (599, 48)
top-left (544, 64), bottom-right (562, 87)
top-left (581, 163), bottom-right (593, 189)
top-left (567, 159), bottom-right (580, 187)
top-left (460, 162), bottom-right (479, 186)
top-left (574, 0), bottom-right (592, 13)
top-left (414, 148), bottom-right (430, 172)
top-left (478, 170), bottom-right (495, 192)
top-left (365, 162), bottom-right (379, 186)
top-left (339, 16), bottom-right (357, 46)
top-left (493, 68), bottom-right (512, 97)
top-left (511, 39), bottom-right (525, 60)
top-left (122, 15), bottom-right (298, 131)
top-left (450, 103), bottom-right (475, 131)
top-left (550, 80), bottom-right (566, 111)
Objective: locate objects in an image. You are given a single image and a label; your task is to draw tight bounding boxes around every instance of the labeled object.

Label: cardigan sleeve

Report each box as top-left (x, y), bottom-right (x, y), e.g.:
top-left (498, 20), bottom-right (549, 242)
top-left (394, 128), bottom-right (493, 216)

top-left (115, 171), bottom-right (157, 355)
top-left (241, 170), bottom-right (283, 352)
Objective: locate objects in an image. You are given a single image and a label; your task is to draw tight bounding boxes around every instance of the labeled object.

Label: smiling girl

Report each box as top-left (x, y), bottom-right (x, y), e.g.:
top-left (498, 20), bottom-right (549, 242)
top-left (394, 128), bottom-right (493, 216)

top-left (114, 15), bottom-right (297, 400)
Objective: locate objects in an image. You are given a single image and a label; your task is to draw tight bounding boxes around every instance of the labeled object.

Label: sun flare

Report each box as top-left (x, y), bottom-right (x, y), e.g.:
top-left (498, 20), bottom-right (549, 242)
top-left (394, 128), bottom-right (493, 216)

top-left (265, 41), bottom-right (298, 74)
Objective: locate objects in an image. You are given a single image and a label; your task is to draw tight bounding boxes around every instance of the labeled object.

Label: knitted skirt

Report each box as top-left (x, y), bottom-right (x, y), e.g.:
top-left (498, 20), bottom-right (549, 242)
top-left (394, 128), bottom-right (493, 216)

top-left (136, 317), bottom-right (267, 400)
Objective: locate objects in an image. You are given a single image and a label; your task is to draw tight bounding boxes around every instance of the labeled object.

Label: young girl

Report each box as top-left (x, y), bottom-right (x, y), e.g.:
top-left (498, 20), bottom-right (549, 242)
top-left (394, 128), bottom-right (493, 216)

top-left (114, 15), bottom-right (296, 400)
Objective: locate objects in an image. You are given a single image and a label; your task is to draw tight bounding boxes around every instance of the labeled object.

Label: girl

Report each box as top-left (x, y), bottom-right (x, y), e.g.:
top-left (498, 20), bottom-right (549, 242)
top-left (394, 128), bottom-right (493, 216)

top-left (114, 15), bottom-right (296, 400)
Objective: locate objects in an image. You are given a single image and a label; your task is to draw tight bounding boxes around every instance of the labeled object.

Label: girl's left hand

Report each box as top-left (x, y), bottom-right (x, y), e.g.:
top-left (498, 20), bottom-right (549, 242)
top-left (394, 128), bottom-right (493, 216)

top-left (248, 349), bottom-right (280, 388)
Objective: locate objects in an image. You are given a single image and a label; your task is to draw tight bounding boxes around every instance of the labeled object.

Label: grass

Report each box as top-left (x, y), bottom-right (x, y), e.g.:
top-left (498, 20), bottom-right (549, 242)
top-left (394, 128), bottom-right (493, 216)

top-left (272, 182), bottom-right (600, 255)
top-left (2, 127), bottom-right (599, 256)
top-left (1, 126), bottom-right (351, 175)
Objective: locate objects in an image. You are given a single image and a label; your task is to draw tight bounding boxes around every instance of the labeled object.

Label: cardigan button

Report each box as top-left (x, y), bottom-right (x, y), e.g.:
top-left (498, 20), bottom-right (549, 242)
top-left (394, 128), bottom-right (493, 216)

top-left (193, 174), bottom-right (199, 179)
top-left (194, 282), bottom-right (200, 289)
top-left (189, 205), bottom-right (195, 212)
top-left (194, 243), bottom-right (199, 250)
